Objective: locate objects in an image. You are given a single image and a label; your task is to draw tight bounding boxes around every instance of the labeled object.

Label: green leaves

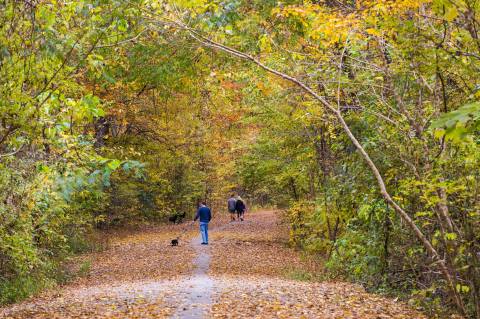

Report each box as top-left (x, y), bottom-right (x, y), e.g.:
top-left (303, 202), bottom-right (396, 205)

top-left (96, 158), bottom-right (145, 187)
top-left (445, 232), bottom-right (457, 241)
top-left (37, 5), bottom-right (57, 29)
top-left (258, 34), bottom-right (272, 53)
top-left (430, 102), bottom-right (480, 141)
top-left (115, 18), bottom-right (129, 32)
top-left (0, 0), bottom-right (155, 306)
top-left (456, 284), bottom-right (470, 294)
top-left (79, 94), bottom-right (105, 121)
top-left (107, 159), bottom-right (122, 171)
top-left (432, 0), bottom-right (460, 22)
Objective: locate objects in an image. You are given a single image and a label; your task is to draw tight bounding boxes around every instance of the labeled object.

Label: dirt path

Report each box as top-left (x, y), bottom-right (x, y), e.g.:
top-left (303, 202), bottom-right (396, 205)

top-left (1, 211), bottom-right (426, 319)
top-left (168, 235), bottom-right (213, 318)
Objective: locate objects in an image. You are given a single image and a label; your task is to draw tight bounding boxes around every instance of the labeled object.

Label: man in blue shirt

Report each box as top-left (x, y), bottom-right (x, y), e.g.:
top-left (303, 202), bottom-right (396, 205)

top-left (194, 201), bottom-right (212, 245)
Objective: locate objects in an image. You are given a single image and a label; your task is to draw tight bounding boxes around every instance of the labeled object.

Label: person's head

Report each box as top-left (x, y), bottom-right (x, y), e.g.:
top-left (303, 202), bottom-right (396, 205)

top-left (231, 193), bottom-right (235, 198)
top-left (201, 201), bottom-right (207, 207)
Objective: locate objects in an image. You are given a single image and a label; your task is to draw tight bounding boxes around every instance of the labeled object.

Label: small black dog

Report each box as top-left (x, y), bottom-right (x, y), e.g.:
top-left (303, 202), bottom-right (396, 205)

top-left (171, 238), bottom-right (179, 246)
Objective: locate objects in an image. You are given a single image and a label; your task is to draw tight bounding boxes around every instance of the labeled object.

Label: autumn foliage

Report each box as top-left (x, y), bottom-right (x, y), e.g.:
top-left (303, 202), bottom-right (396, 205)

top-left (0, 0), bottom-right (479, 318)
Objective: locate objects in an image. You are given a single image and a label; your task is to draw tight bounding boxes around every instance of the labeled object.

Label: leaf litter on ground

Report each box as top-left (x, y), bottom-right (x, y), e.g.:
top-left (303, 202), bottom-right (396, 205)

top-left (1, 211), bottom-right (430, 318)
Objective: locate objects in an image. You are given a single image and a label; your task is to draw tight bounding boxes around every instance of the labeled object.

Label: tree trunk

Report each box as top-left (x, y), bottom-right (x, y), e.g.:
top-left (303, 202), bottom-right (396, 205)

top-left (94, 116), bottom-right (109, 148)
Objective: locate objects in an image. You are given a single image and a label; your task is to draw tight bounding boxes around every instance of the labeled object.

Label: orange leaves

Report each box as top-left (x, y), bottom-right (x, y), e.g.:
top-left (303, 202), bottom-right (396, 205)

top-left (210, 113), bottom-right (241, 126)
top-left (255, 81), bottom-right (272, 96)
top-left (220, 80), bottom-right (244, 101)
top-left (208, 211), bottom-right (426, 319)
top-left (211, 278), bottom-right (426, 319)
top-left (0, 223), bottom-right (197, 318)
top-left (220, 80), bottom-right (244, 91)
top-left (209, 211), bottom-right (321, 278)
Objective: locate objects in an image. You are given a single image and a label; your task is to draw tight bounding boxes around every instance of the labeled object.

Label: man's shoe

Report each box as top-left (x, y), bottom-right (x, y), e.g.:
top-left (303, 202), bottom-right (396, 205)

top-left (201, 242), bottom-right (208, 245)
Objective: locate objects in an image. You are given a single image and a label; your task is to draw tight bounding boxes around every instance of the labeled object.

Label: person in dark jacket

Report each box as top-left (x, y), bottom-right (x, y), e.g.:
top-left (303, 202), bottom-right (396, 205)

top-left (227, 194), bottom-right (237, 221)
top-left (235, 196), bottom-right (246, 221)
top-left (194, 201), bottom-right (212, 245)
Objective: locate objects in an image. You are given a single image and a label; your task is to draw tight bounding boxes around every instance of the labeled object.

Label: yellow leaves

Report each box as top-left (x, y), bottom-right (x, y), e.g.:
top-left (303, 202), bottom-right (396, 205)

top-left (145, 0), bottom-right (163, 11)
top-left (274, 0), bottom-right (431, 47)
top-left (431, 0), bottom-right (463, 22)
top-left (256, 81), bottom-right (272, 96)
top-left (457, 283), bottom-right (470, 294)
top-left (275, 3), bottom-right (360, 45)
top-left (273, 6), bottom-right (308, 18)
top-left (444, 5), bottom-right (459, 21)
top-left (366, 28), bottom-right (382, 37)
top-left (327, 122), bottom-right (337, 139)
top-left (173, 0), bottom-right (209, 10)
top-left (258, 34), bottom-right (272, 53)
top-left (291, 52), bottom-right (305, 61)
top-left (180, 76), bottom-right (193, 87)
top-left (359, 0), bottom-right (425, 12)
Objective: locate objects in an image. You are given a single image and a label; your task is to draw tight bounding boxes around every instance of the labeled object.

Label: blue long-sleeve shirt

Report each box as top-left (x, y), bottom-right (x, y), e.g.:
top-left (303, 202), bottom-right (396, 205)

top-left (194, 206), bottom-right (212, 223)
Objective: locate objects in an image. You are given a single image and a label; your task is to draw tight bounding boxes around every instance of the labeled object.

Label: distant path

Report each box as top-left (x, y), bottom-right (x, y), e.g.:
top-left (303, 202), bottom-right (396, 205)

top-left (0, 211), bottom-right (426, 318)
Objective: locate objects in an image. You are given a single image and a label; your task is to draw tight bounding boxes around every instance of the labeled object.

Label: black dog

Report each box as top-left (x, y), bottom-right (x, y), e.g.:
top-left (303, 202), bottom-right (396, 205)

top-left (168, 211), bottom-right (186, 224)
top-left (171, 238), bottom-right (179, 246)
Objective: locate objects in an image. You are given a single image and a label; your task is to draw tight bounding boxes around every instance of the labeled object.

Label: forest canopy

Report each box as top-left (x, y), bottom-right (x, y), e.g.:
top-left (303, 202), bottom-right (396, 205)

top-left (0, 0), bottom-right (479, 317)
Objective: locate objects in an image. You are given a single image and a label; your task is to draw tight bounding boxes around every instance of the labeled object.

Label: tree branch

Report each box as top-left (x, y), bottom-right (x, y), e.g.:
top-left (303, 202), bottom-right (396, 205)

top-left (0, 144), bottom-right (24, 159)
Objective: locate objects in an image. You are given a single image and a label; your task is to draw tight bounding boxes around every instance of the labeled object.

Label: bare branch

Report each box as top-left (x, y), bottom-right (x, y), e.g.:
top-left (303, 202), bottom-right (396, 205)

top-left (0, 144), bottom-right (24, 159)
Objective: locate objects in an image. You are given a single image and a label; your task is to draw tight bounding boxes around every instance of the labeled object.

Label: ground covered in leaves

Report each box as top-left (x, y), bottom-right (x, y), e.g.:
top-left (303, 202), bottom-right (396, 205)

top-left (72, 224), bottom-right (197, 285)
top-left (1, 211), bottom-right (427, 318)
top-left (207, 211), bottom-right (425, 319)
top-left (1, 223), bottom-right (197, 318)
top-left (210, 277), bottom-right (423, 319)
top-left (209, 210), bottom-right (321, 278)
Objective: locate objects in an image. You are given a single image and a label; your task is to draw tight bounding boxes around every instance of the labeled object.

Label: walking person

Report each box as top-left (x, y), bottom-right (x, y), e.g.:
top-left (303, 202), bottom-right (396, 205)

top-left (194, 201), bottom-right (212, 245)
top-left (235, 196), bottom-right (247, 221)
top-left (227, 194), bottom-right (237, 221)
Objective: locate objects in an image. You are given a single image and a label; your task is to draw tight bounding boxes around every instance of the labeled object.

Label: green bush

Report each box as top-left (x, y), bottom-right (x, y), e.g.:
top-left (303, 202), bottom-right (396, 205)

top-left (0, 158), bottom-right (142, 305)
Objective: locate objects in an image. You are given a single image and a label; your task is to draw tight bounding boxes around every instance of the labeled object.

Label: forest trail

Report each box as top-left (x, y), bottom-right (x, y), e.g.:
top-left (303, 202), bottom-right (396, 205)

top-left (1, 211), bottom-right (425, 319)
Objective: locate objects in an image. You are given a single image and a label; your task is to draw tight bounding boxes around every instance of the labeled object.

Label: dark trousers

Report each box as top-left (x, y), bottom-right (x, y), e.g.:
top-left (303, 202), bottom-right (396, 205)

top-left (237, 210), bottom-right (244, 219)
